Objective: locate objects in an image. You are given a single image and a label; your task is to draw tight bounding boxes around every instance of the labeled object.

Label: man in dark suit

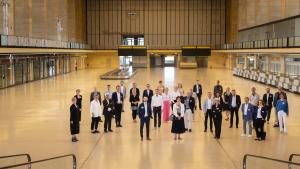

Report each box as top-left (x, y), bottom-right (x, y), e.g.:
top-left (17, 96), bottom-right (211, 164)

top-left (213, 80), bottom-right (223, 97)
top-left (103, 93), bottom-right (114, 133)
top-left (193, 80), bottom-right (202, 110)
top-left (263, 88), bottom-right (274, 124)
top-left (138, 96), bottom-right (152, 141)
top-left (273, 87), bottom-right (287, 127)
top-left (112, 85), bottom-right (124, 127)
top-left (229, 89), bottom-right (241, 128)
top-left (130, 82), bottom-right (140, 98)
top-left (90, 87), bottom-right (102, 122)
top-left (143, 84), bottom-right (153, 104)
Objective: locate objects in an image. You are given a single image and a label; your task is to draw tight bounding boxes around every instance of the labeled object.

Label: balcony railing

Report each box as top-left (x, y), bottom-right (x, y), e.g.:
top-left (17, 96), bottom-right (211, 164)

top-left (0, 35), bottom-right (90, 49)
top-left (216, 36), bottom-right (300, 50)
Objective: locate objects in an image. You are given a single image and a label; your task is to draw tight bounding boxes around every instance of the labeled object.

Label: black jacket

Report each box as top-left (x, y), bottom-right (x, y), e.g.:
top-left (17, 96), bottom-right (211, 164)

top-left (263, 93), bottom-right (273, 107)
top-left (193, 84), bottom-right (202, 95)
top-left (74, 95), bottom-right (82, 109)
top-left (112, 92), bottom-right (124, 105)
top-left (142, 89), bottom-right (153, 103)
top-left (184, 96), bottom-right (195, 113)
top-left (253, 106), bottom-right (268, 120)
top-left (212, 104), bottom-right (222, 117)
top-left (229, 95), bottom-right (241, 109)
top-left (70, 104), bottom-right (80, 122)
top-left (103, 99), bottom-right (114, 116)
top-left (130, 88), bottom-right (140, 98)
top-left (213, 85), bottom-right (223, 96)
top-left (129, 94), bottom-right (140, 107)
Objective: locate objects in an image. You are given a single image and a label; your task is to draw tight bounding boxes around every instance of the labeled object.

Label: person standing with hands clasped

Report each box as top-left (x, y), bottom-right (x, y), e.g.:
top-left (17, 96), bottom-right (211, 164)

top-left (138, 96), bottom-right (152, 141)
top-left (241, 97), bottom-right (254, 138)
top-left (203, 92), bottom-right (214, 132)
top-left (103, 93), bottom-right (114, 133)
top-left (70, 97), bottom-right (80, 142)
top-left (212, 98), bottom-right (223, 139)
top-left (74, 89), bottom-right (82, 122)
top-left (276, 93), bottom-right (289, 134)
top-left (90, 94), bottom-right (102, 134)
top-left (171, 96), bottom-right (185, 140)
top-left (253, 100), bottom-right (267, 141)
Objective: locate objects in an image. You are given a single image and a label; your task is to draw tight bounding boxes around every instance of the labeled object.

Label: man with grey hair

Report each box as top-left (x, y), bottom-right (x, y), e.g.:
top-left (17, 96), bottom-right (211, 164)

top-left (184, 89), bottom-right (195, 132)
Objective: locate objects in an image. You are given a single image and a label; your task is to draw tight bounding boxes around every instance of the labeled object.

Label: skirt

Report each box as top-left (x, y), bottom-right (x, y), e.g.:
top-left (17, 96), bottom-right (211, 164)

top-left (70, 122), bottom-right (80, 135)
top-left (223, 103), bottom-right (230, 111)
top-left (163, 100), bottom-right (171, 122)
top-left (171, 117), bottom-right (185, 134)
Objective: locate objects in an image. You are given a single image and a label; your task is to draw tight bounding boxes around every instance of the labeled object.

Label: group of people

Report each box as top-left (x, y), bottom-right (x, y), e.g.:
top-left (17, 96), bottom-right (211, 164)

top-left (69, 79), bottom-right (289, 142)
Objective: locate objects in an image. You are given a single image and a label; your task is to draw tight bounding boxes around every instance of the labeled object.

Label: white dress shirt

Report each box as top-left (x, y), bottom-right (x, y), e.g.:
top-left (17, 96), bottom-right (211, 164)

top-left (151, 95), bottom-right (163, 108)
top-left (266, 93), bottom-right (269, 106)
top-left (90, 100), bottom-right (102, 117)
top-left (207, 99), bottom-right (212, 109)
top-left (196, 85), bottom-right (199, 93)
top-left (144, 102), bottom-right (148, 117)
top-left (171, 91), bottom-right (180, 101)
top-left (243, 104), bottom-right (248, 115)
top-left (117, 92), bottom-right (122, 104)
top-left (257, 107), bottom-right (262, 118)
top-left (250, 93), bottom-right (259, 106)
top-left (231, 95), bottom-right (237, 108)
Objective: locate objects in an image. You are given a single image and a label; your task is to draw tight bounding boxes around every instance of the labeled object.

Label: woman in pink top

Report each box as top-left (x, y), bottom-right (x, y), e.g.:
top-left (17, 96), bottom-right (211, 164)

top-left (162, 87), bottom-right (171, 122)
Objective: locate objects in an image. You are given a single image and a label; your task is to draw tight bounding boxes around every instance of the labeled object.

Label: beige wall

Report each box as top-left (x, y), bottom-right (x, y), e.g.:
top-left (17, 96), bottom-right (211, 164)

top-left (0, 0), bottom-right (86, 43)
top-left (86, 52), bottom-right (120, 69)
top-left (208, 52), bottom-right (236, 69)
top-left (226, 0), bottom-right (239, 43)
top-left (239, 0), bottom-right (300, 30)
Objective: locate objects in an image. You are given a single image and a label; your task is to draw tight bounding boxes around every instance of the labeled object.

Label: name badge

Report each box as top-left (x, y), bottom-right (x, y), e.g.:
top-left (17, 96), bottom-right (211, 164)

top-left (248, 109), bottom-right (250, 111)
top-left (141, 107), bottom-right (145, 109)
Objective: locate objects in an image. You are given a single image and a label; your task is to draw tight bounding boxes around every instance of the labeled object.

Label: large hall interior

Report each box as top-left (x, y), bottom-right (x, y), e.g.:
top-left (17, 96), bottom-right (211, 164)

top-left (0, 0), bottom-right (300, 169)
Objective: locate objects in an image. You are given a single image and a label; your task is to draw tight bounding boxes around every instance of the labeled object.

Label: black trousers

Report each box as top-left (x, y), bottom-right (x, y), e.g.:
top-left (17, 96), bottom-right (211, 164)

top-left (197, 93), bottom-right (202, 109)
top-left (115, 104), bottom-right (122, 126)
top-left (104, 114), bottom-right (112, 131)
top-left (153, 106), bottom-right (162, 127)
top-left (213, 114), bottom-right (222, 138)
top-left (140, 117), bottom-right (150, 138)
top-left (79, 110), bottom-right (82, 122)
top-left (266, 105), bottom-right (272, 122)
top-left (205, 109), bottom-right (213, 130)
top-left (91, 117), bottom-right (100, 130)
top-left (254, 118), bottom-right (265, 139)
top-left (230, 107), bottom-right (239, 127)
top-left (132, 109), bottom-right (138, 120)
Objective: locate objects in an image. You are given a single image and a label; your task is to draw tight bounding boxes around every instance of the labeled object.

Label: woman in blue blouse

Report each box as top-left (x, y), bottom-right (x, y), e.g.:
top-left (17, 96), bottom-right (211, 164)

top-left (276, 93), bottom-right (289, 134)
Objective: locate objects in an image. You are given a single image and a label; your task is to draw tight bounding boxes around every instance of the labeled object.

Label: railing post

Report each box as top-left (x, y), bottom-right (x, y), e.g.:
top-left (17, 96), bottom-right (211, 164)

top-left (243, 154), bottom-right (248, 169)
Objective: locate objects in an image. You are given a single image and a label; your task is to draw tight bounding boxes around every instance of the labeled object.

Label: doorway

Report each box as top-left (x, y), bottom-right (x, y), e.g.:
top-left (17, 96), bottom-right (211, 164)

top-left (119, 56), bottom-right (132, 68)
top-left (164, 55), bottom-right (176, 67)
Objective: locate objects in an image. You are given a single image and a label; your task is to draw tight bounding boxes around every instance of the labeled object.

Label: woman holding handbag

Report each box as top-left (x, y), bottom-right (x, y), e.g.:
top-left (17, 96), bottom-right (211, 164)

top-left (130, 89), bottom-right (140, 123)
top-left (171, 96), bottom-right (185, 140)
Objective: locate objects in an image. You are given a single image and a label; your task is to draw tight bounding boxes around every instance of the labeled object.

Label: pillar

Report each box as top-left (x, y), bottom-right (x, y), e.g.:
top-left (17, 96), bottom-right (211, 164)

top-left (280, 56), bottom-right (286, 75)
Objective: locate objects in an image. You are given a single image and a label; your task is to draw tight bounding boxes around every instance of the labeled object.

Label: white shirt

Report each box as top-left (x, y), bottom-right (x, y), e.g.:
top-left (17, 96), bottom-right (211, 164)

top-left (196, 85), bottom-right (199, 93)
top-left (151, 95), bottom-right (163, 108)
top-left (121, 86), bottom-right (125, 94)
top-left (117, 92), bottom-right (122, 103)
top-left (207, 98), bottom-right (212, 109)
top-left (257, 107), bottom-right (262, 118)
top-left (243, 104), bottom-right (248, 115)
top-left (266, 93), bottom-right (269, 106)
top-left (144, 102), bottom-right (148, 117)
top-left (171, 91), bottom-right (180, 101)
top-left (172, 103), bottom-right (185, 117)
top-left (90, 100), bottom-right (102, 117)
top-left (231, 95), bottom-right (237, 108)
top-left (250, 93), bottom-right (259, 106)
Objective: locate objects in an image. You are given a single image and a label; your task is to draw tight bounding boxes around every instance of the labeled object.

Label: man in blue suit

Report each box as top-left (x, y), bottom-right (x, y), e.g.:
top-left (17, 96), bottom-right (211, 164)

top-left (138, 96), bottom-right (152, 141)
top-left (241, 97), bottom-right (254, 137)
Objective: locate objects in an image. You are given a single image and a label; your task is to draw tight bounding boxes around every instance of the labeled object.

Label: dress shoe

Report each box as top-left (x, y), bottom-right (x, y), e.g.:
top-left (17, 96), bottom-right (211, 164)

top-left (95, 130), bottom-right (100, 133)
top-left (236, 126), bottom-right (238, 128)
top-left (104, 130), bottom-right (108, 133)
top-left (273, 124), bottom-right (279, 127)
top-left (210, 129), bottom-right (213, 132)
top-left (147, 138), bottom-right (151, 141)
top-left (189, 129), bottom-right (192, 132)
top-left (204, 129), bottom-right (207, 132)
top-left (119, 124), bottom-right (123, 127)
top-left (229, 126), bottom-right (233, 128)
top-left (108, 129), bottom-right (113, 132)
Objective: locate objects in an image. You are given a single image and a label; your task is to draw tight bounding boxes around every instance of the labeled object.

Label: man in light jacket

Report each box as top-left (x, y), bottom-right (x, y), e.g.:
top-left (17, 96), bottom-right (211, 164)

top-left (241, 97), bottom-right (254, 137)
top-left (90, 94), bottom-right (102, 134)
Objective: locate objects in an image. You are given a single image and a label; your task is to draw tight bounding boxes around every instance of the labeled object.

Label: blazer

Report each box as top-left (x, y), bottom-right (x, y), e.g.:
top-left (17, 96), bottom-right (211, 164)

top-left (103, 99), bottom-right (113, 116)
top-left (213, 84), bottom-right (223, 96)
top-left (70, 104), bottom-right (80, 122)
top-left (253, 106), bottom-right (268, 120)
top-left (172, 103), bottom-right (185, 117)
top-left (138, 102), bottom-right (152, 119)
top-left (241, 103), bottom-right (254, 120)
top-left (90, 91), bottom-right (101, 105)
top-left (212, 104), bottom-right (222, 117)
top-left (273, 91), bottom-right (287, 107)
top-left (143, 89), bottom-right (153, 103)
top-left (193, 84), bottom-right (202, 95)
top-left (130, 88), bottom-right (140, 98)
top-left (184, 96), bottom-right (195, 113)
top-left (129, 94), bottom-right (140, 107)
top-left (229, 95), bottom-right (241, 109)
top-left (74, 95), bottom-right (82, 109)
top-left (112, 92), bottom-right (124, 105)
top-left (263, 93), bottom-right (273, 107)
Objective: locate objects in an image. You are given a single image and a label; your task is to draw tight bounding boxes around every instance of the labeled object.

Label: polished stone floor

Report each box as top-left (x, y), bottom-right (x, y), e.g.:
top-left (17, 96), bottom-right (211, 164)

top-left (0, 68), bottom-right (299, 169)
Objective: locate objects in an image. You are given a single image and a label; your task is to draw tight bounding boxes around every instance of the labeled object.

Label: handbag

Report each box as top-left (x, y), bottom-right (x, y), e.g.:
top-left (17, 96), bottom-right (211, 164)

top-left (169, 114), bottom-right (175, 121)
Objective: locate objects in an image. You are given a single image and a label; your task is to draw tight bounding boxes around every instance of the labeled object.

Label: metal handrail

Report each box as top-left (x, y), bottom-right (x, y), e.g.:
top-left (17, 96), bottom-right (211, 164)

top-left (243, 154), bottom-right (300, 169)
top-left (289, 154), bottom-right (300, 162)
top-left (0, 154), bottom-right (76, 169)
top-left (0, 154), bottom-right (31, 169)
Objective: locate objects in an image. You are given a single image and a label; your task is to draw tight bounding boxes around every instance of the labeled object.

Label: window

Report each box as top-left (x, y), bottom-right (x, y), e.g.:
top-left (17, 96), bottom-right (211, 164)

top-left (270, 61), bottom-right (281, 74)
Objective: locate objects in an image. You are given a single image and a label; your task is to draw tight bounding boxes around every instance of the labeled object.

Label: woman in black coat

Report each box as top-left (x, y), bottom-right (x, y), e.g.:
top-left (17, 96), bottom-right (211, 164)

top-left (129, 89), bottom-right (140, 122)
top-left (70, 97), bottom-right (80, 142)
top-left (253, 100), bottom-right (267, 141)
top-left (212, 98), bottom-right (223, 139)
top-left (74, 89), bottom-right (82, 122)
